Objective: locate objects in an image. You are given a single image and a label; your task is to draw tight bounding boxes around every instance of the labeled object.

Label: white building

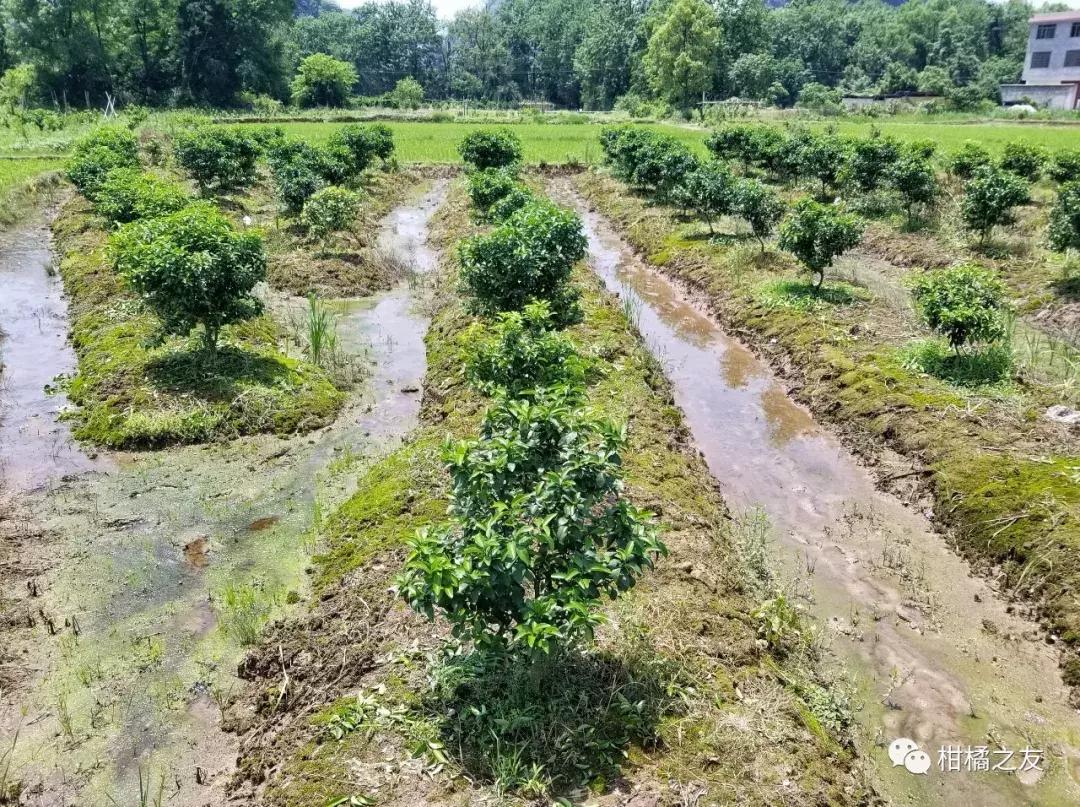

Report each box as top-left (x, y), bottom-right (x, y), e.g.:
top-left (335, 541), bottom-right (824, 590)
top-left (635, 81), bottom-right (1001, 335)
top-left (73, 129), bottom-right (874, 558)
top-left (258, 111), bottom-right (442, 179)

top-left (1000, 11), bottom-right (1080, 110)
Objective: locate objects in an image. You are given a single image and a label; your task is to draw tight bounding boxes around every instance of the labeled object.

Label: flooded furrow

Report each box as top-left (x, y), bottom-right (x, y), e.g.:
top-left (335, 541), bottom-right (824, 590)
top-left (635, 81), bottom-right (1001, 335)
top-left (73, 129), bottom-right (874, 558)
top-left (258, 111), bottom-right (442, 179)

top-left (552, 180), bottom-right (1080, 806)
top-left (0, 180), bottom-right (446, 806)
top-left (0, 218), bottom-right (107, 491)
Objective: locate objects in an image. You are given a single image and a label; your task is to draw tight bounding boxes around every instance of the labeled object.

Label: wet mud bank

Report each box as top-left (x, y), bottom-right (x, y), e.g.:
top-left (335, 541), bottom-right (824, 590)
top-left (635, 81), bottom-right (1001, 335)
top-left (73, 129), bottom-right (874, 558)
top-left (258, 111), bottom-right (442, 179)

top-left (552, 178), bottom-right (1080, 807)
top-left (0, 182), bottom-right (447, 806)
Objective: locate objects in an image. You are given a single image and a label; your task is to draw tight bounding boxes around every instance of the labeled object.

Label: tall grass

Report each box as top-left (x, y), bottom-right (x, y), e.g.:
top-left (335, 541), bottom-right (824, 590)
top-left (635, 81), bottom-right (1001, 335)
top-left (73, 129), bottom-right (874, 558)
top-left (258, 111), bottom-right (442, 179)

top-left (306, 292), bottom-right (338, 367)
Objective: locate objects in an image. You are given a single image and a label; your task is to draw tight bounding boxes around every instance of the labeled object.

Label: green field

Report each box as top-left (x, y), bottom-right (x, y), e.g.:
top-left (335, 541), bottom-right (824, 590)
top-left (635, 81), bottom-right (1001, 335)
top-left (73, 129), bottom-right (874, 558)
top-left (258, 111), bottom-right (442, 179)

top-left (231, 117), bottom-right (1080, 165)
top-left (0, 157), bottom-right (61, 191)
top-left (234, 120), bottom-right (706, 164)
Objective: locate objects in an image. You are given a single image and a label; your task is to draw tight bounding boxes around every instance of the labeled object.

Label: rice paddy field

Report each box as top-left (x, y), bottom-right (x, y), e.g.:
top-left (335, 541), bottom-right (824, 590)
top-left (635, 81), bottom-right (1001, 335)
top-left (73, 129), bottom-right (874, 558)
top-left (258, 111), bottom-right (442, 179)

top-left (222, 117), bottom-right (1080, 165)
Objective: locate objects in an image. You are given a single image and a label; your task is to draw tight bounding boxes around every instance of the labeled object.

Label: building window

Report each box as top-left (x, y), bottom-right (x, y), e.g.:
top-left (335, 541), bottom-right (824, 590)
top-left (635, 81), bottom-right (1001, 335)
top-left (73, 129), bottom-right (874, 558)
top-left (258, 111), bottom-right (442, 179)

top-left (1036, 23), bottom-right (1057, 39)
top-left (1031, 51), bottom-right (1052, 69)
top-left (1066, 50), bottom-right (1080, 67)
top-left (1072, 22), bottom-right (1080, 37)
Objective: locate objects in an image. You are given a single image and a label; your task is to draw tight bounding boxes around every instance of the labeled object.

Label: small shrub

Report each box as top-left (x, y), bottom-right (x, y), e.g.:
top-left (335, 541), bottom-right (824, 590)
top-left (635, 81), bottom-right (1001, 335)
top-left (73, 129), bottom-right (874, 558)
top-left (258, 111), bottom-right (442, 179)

top-left (888, 152), bottom-right (939, 226)
top-left (629, 133), bottom-right (699, 203)
top-left (388, 76), bottom-right (424, 109)
top-left (457, 199), bottom-right (587, 323)
top-left (842, 134), bottom-right (901, 193)
top-left (909, 263), bottom-right (1010, 352)
top-left (329, 123), bottom-right (395, 174)
top-left (704, 124), bottom-right (757, 168)
top-left (291, 53), bottom-right (357, 108)
top-left (489, 185), bottom-right (535, 222)
top-left (674, 160), bottom-right (736, 232)
top-left (1048, 181), bottom-right (1080, 254)
top-left (947, 141), bottom-right (992, 180)
top-left (65, 127), bottom-right (140, 199)
top-left (466, 168), bottom-right (519, 219)
top-left (110, 202), bottom-right (266, 353)
top-left (777, 198), bottom-right (863, 289)
top-left (458, 128), bottom-right (523, 170)
top-left (998, 141), bottom-right (1047, 181)
top-left (268, 139), bottom-right (356, 214)
top-left (300, 185), bottom-right (362, 242)
top-left (1048, 149), bottom-right (1080, 185)
top-left (94, 168), bottom-right (188, 224)
top-left (599, 125), bottom-right (655, 182)
top-left (462, 301), bottom-right (586, 396)
top-left (272, 159), bottom-right (324, 215)
top-left (397, 385), bottom-right (665, 655)
top-left (794, 131), bottom-right (847, 195)
top-left (961, 164), bottom-right (1030, 243)
top-left (734, 178), bottom-right (785, 252)
top-left (173, 126), bottom-right (261, 193)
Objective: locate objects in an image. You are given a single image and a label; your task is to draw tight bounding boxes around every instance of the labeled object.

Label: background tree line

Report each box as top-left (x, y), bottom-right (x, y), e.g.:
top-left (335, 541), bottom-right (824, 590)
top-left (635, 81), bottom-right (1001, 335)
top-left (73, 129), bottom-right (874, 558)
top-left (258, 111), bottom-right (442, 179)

top-left (0, 0), bottom-right (1072, 111)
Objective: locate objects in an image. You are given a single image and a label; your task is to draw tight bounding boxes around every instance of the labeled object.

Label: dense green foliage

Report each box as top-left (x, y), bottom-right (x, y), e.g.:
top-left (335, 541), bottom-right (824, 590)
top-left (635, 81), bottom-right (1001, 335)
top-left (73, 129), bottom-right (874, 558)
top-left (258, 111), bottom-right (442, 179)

top-left (457, 199), bottom-right (588, 323)
top-left (998, 141), bottom-right (1047, 182)
top-left (961, 164), bottom-right (1030, 243)
top-left (290, 53), bottom-right (358, 108)
top-left (397, 385), bottom-right (664, 655)
top-left (462, 301), bottom-right (585, 397)
top-left (110, 202), bottom-right (266, 352)
top-left (910, 263), bottom-right (1009, 352)
top-left (329, 123), bottom-right (395, 171)
top-left (173, 126), bottom-right (262, 194)
top-left (843, 134), bottom-right (901, 193)
top-left (65, 127), bottom-right (140, 199)
top-left (300, 185), bottom-right (361, 241)
top-left (0, 0), bottom-right (1040, 111)
top-left (777, 197), bottom-right (863, 288)
top-left (888, 151), bottom-right (939, 224)
top-left (94, 168), bottom-right (189, 224)
top-left (458, 128), bottom-right (523, 170)
top-left (947, 141), bottom-right (993, 179)
top-left (1048, 182), bottom-right (1080, 254)
top-left (673, 160), bottom-right (735, 232)
top-left (734, 178), bottom-right (785, 251)
top-left (1048, 150), bottom-right (1080, 185)
top-left (466, 167), bottom-right (520, 219)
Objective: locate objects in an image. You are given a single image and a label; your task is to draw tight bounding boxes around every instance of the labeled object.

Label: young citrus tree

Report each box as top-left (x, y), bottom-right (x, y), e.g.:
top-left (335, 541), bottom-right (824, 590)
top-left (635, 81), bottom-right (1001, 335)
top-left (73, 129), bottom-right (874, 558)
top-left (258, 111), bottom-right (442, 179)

top-left (397, 385), bottom-right (665, 655)
top-left (675, 160), bottom-right (736, 233)
top-left (734, 178), bottom-right (785, 252)
top-left (457, 199), bottom-right (587, 323)
top-left (947, 141), bottom-right (992, 180)
top-left (458, 128), bottom-right (523, 170)
top-left (94, 168), bottom-right (189, 224)
top-left (961, 165), bottom-right (1030, 244)
top-left (110, 203), bottom-right (266, 354)
top-left (65, 127), bottom-right (141, 199)
top-left (173, 126), bottom-right (262, 194)
top-left (999, 141), bottom-right (1047, 182)
top-left (300, 185), bottom-right (362, 244)
top-left (777, 198), bottom-right (863, 289)
top-left (909, 263), bottom-right (1009, 354)
top-left (1048, 181), bottom-right (1080, 255)
top-left (888, 152), bottom-right (939, 226)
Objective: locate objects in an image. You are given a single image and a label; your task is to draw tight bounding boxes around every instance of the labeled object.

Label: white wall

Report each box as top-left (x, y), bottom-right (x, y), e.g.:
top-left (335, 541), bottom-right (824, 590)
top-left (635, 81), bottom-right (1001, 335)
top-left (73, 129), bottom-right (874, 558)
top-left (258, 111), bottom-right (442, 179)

top-left (1021, 18), bottom-right (1080, 84)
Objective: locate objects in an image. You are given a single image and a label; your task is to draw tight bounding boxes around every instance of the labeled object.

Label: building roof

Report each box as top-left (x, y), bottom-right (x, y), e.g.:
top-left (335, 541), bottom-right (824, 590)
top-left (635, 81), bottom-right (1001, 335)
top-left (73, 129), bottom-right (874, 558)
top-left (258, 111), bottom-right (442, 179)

top-left (1030, 11), bottom-right (1080, 23)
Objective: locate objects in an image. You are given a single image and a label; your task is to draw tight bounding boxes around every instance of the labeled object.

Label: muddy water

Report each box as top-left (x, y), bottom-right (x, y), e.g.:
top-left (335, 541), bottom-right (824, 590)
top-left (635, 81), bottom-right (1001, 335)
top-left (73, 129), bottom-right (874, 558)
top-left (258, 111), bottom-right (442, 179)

top-left (553, 182), bottom-right (1080, 807)
top-left (0, 218), bottom-right (106, 491)
top-left (0, 181), bottom-right (446, 806)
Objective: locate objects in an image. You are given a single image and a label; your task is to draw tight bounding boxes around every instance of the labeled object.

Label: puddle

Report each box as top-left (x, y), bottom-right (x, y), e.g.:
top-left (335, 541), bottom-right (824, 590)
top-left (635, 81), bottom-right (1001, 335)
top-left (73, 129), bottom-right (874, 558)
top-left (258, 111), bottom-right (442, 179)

top-left (0, 181), bottom-right (447, 806)
top-left (553, 180), bottom-right (1080, 807)
top-left (0, 218), bottom-right (107, 491)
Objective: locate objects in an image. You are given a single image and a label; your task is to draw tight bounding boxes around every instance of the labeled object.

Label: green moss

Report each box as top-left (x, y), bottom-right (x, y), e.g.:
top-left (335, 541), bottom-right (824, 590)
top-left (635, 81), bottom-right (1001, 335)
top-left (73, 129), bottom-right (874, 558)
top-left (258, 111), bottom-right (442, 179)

top-left (52, 197), bottom-right (344, 448)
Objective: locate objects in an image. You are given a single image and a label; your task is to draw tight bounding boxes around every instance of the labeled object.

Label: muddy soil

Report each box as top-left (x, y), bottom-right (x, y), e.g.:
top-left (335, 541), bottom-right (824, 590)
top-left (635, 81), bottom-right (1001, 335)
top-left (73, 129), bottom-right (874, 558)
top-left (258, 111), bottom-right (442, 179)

top-left (0, 181), bottom-right (447, 806)
top-left (551, 179), bottom-right (1080, 807)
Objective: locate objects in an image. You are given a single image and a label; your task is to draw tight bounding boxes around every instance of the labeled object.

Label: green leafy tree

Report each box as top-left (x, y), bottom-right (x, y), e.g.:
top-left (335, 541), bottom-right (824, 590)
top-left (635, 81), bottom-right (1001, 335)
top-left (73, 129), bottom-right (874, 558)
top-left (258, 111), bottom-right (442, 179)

top-left (961, 164), bottom-right (1029, 244)
top-left (734, 178), bottom-right (785, 252)
top-left (777, 197), bottom-right (863, 289)
top-left (888, 152), bottom-right (939, 226)
top-left (94, 168), bottom-right (189, 224)
top-left (730, 52), bottom-right (778, 101)
top-left (290, 52), bottom-right (357, 108)
top-left (916, 65), bottom-right (953, 96)
top-left (110, 202), bottom-right (266, 354)
top-left (795, 131), bottom-right (847, 196)
top-left (628, 133), bottom-right (699, 203)
top-left (878, 61), bottom-right (917, 94)
top-left (0, 64), bottom-right (35, 113)
top-left (842, 134), bottom-right (901, 193)
top-left (910, 263), bottom-right (1009, 353)
top-left (467, 168), bottom-right (520, 220)
top-left (643, 0), bottom-right (719, 114)
top-left (458, 128), bottom-right (523, 170)
top-left (795, 82), bottom-right (842, 115)
top-left (705, 124), bottom-right (757, 170)
top-left (397, 385), bottom-right (664, 655)
top-left (172, 126), bottom-right (262, 194)
top-left (328, 123), bottom-right (395, 173)
top-left (573, 1), bottom-right (636, 110)
top-left (1047, 181), bottom-right (1080, 255)
top-left (674, 161), bottom-right (736, 233)
top-left (300, 185), bottom-right (361, 243)
top-left (462, 301), bottom-right (585, 396)
top-left (457, 199), bottom-right (587, 323)
top-left (388, 75), bottom-right (424, 109)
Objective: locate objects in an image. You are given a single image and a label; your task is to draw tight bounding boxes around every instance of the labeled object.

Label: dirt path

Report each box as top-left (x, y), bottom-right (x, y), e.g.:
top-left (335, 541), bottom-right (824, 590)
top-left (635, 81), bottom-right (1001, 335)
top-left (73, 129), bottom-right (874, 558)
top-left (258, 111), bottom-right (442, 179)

top-left (551, 179), bottom-right (1080, 806)
top-left (0, 181), bottom-right (447, 806)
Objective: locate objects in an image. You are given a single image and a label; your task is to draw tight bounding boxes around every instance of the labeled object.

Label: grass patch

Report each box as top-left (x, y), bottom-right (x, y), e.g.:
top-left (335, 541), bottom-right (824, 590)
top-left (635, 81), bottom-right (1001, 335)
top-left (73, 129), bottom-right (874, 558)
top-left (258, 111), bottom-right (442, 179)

top-left (899, 339), bottom-right (1015, 389)
top-left (757, 278), bottom-right (868, 311)
top-left (52, 199), bottom-right (344, 448)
